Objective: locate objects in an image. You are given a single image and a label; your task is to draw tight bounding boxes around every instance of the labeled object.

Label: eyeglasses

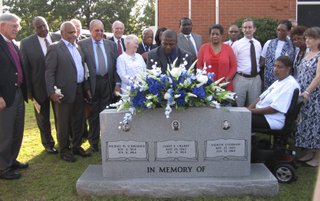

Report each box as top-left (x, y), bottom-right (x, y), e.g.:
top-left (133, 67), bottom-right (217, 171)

top-left (229, 31), bottom-right (239, 33)
top-left (94, 29), bottom-right (104, 33)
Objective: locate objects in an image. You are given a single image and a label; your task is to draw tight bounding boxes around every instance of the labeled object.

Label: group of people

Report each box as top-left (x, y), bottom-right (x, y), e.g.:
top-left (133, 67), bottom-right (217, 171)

top-left (0, 12), bottom-right (319, 180)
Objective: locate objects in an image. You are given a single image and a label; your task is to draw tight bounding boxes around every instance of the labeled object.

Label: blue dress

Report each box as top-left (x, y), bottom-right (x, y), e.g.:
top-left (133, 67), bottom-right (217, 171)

top-left (295, 52), bottom-right (320, 149)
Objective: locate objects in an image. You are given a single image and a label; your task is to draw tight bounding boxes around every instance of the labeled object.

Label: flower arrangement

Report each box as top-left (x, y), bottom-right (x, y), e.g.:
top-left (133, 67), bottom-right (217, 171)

top-left (110, 59), bottom-right (236, 127)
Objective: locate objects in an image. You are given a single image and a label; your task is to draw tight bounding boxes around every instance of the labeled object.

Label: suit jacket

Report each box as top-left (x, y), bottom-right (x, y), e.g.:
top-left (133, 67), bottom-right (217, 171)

top-left (78, 38), bottom-right (120, 98)
top-left (177, 32), bottom-right (203, 61)
top-left (45, 40), bottom-right (88, 103)
top-left (109, 36), bottom-right (126, 52)
top-left (0, 35), bottom-right (28, 107)
top-left (146, 46), bottom-right (192, 74)
top-left (20, 33), bottom-right (61, 103)
top-left (137, 42), bottom-right (156, 55)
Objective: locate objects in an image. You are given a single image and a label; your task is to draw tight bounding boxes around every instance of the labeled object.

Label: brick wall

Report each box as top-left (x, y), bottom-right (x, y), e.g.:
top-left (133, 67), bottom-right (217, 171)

top-left (158, 0), bottom-right (296, 43)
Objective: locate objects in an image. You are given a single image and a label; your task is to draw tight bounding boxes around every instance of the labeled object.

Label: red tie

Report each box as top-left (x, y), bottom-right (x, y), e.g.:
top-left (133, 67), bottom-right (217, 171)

top-left (117, 39), bottom-right (122, 55)
top-left (7, 41), bottom-right (23, 85)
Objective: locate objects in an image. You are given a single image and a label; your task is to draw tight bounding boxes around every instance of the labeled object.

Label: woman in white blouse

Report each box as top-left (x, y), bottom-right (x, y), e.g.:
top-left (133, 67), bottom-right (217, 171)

top-left (116, 34), bottom-right (146, 92)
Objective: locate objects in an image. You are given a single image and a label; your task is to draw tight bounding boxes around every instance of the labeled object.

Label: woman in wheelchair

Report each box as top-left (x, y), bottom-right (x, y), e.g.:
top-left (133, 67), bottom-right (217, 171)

top-left (248, 56), bottom-right (300, 130)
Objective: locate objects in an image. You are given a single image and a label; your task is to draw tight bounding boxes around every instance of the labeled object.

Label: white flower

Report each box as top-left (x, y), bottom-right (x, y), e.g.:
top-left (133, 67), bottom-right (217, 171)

top-left (146, 102), bottom-right (153, 108)
top-left (147, 67), bottom-right (162, 77)
top-left (170, 66), bottom-right (183, 78)
top-left (196, 74), bottom-right (208, 87)
top-left (164, 92), bottom-right (171, 100)
top-left (165, 104), bottom-right (172, 119)
top-left (210, 101), bottom-right (221, 109)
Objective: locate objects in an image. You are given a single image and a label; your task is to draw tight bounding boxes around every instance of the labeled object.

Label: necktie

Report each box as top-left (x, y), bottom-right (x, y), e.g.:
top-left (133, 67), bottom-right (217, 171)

top-left (186, 35), bottom-right (196, 55)
top-left (145, 45), bottom-right (149, 52)
top-left (96, 41), bottom-right (107, 76)
top-left (250, 40), bottom-right (257, 76)
top-left (117, 39), bottom-right (122, 55)
top-left (44, 38), bottom-right (50, 47)
top-left (7, 41), bottom-right (23, 85)
top-left (44, 38), bottom-right (50, 55)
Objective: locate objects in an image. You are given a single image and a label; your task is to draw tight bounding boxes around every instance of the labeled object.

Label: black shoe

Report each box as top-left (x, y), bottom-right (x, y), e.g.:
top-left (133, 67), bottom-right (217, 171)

top-left (90, 145), bottom-right (99, 153)
top-left (60, 153), bottom-right (76, 162)
top-left (46, 147), bottom-right (58, 154)
top-left (0, 168), bottom-right (21, 180)
top-left (11, 161), bottom-right (29, 169)
top-left (73, 147), bottom-right (91, 157)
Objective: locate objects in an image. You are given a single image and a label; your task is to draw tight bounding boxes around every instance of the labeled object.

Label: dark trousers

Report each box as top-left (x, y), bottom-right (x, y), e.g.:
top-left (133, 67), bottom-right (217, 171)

top-left (0, 88), bottom-right (25, 171)
top-left (53, 85), bottom-right (85, 155)
top-left (34, 97), bottom-right (55, 149)
top-left (88, 76), bottom-right (112, 147)
top-left (252, 114), bottom-right (271, 130)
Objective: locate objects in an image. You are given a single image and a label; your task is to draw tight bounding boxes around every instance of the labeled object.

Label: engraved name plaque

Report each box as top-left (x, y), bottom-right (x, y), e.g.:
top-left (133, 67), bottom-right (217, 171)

top-left (205, 139), bottom-right (247, 161)
top-left (155, 140), bottom-right (198, 161)
top-left (106, 141), bottom-right (148, 161)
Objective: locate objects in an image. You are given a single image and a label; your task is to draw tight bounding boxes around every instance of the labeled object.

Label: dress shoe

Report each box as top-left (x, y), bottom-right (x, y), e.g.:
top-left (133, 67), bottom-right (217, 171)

top-left (90, 145), bottom-right (99, 153)
top-left (0, 168), bottom-right (21, 180)
top-left (11, 161), bottom-right (29, 169)
top-left (73, 147), bottom-right (91, 157)
top-left (46, 147), bottom-right (58, 154)
top-left (60, 153), bottom-right (76, 162)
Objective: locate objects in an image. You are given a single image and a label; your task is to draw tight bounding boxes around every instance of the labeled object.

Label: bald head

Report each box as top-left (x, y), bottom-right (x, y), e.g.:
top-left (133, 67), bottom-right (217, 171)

top-left (60, 21), bottom-right (77, 43)
top-left (32, 16), bottom-right (49, 37)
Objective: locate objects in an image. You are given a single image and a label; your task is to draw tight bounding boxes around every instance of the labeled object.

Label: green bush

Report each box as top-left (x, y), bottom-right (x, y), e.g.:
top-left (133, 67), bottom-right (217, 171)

top-left (234, 17), bottom-right (278, 46)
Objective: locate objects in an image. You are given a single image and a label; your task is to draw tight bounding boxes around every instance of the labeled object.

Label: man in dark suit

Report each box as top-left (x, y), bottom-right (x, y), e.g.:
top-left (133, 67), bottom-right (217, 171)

top-left (20, 16), bottom-right (60, 154)
top-left (137, 28), bottom-right (156, 62)
top-left (177, 17), bottom-right (203, 62)
top-left (0, 13), bottom-right (29, 180)
top-left (147, 30), bottom-right (192, 74)
top-left (109, 20), bottom-right (126, 55)
top-left (45, 21), bottom-right (91, 162)
top-left (78, 19), bottom-right (120, 153)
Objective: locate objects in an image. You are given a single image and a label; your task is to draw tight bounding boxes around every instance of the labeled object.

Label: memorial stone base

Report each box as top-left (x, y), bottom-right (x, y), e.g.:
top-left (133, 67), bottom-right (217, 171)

top-left (76, 164), bottom-right (278, 197)
top-left (76, 107), bottom-right (279, 197)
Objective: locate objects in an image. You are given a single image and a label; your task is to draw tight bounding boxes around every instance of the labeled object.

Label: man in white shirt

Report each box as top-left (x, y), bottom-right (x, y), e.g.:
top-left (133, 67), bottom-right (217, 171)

top-left (232, 18), bottom-right (262, 107)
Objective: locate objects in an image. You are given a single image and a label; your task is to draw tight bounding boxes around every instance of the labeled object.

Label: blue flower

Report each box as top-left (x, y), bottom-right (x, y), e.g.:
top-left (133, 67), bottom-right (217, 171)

top-left (132, 92), bottom-right (147, 108)
top-left (146, 77), bottom-right (165, 95)
top-left (192, 86), bottom-right (206, 98)
top-left (176, 90), bottom-right (186, 106)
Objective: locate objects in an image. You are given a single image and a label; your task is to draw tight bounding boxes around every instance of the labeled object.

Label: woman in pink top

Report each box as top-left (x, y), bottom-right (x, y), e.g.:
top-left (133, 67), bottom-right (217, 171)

top-left (197, 24), bottom-right (237, 91)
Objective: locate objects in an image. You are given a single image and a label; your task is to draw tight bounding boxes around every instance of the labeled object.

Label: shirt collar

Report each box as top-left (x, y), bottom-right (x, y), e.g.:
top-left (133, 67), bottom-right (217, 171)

top-left (91, 38), bottom-right (103, 45)
top-left (62, 38), bottom-right (75, 47)
top-left (1, 34), bottom-right (11, 42)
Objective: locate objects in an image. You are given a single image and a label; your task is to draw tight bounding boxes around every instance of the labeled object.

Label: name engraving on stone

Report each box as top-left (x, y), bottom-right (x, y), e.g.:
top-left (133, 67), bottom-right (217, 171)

top-left (155, 140), bottom-right (198, 161)
top-left (205, 139), bottom-right (247, 161)
top-left (106, 141), bottom-right (148, 161)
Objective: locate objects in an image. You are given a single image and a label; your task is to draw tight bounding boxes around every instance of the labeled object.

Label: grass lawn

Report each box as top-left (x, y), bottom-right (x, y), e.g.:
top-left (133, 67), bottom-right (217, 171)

top-left (0, 102), bottom-right (318, 201)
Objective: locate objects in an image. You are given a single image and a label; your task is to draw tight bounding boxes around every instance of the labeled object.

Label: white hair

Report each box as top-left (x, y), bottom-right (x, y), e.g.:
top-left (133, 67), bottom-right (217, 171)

top-left (124, 34), bottom-right (138, 46)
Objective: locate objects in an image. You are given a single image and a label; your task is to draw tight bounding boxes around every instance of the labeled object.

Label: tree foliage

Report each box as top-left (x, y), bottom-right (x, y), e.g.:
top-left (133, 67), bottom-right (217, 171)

top-left (4, 0), bottom-right (146, 40)
top-left (141, 0), bottom-right (155, 27)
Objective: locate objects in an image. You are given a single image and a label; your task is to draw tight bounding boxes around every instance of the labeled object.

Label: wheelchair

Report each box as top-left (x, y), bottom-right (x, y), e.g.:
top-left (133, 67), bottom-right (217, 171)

top-left (251, 88), bottom-right (303, 183)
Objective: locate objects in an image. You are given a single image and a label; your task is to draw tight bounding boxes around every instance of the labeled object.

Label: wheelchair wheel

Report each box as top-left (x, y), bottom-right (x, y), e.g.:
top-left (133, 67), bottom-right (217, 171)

top-left (273, 164), bottom-right (296, 183)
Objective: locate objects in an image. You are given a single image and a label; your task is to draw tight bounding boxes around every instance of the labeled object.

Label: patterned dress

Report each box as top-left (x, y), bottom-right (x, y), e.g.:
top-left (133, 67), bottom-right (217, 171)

top-left (263, 38), bottom-right (295, 90)
top-left (295, 52), bottom-right (320, 149)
